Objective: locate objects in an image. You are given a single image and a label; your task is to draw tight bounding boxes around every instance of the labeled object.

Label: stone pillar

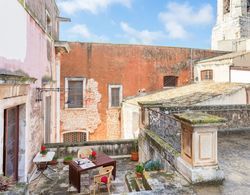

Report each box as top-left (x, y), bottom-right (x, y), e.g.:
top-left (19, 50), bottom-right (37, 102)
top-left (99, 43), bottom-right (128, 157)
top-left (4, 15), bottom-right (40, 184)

top-left (175, 112), bottom-right (225, 183)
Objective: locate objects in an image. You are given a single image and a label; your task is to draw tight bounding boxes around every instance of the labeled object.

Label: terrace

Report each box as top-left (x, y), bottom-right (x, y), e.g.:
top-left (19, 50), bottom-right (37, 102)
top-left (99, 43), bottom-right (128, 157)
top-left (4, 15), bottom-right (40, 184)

top-left (23, 131), bottom-right (250, 194)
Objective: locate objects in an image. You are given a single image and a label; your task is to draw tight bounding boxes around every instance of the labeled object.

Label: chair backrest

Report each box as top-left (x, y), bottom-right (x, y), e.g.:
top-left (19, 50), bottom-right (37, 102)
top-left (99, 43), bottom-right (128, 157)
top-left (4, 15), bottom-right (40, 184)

top-left (77, 147), bottom-right (92, 158)
top-left (94, 166), bottom-right (114, 184)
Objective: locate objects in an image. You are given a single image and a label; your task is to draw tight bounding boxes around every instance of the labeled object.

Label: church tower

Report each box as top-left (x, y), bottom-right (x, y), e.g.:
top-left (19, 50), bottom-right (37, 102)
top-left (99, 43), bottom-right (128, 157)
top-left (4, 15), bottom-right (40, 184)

top-left (212, 0), bottom-right (250, 51)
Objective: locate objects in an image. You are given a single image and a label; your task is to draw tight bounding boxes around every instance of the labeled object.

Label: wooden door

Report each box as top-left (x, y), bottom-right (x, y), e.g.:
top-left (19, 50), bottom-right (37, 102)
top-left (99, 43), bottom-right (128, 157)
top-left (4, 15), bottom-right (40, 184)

top-left (4, 106), bottom-right (19, 181)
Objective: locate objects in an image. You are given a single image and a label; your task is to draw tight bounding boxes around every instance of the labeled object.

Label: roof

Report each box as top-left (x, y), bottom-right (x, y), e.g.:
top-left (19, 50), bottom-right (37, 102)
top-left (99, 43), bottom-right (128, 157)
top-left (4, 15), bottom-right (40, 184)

top-left (124, 82), bottom-right (248, 107)
top-left (197, 51), bottom-right (250, 64)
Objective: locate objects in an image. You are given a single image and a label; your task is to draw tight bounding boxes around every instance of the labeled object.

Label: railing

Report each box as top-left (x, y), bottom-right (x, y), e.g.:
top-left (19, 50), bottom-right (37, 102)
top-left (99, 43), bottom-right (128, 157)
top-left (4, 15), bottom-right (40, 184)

top-left (147, 108), bottom-right (181, 152)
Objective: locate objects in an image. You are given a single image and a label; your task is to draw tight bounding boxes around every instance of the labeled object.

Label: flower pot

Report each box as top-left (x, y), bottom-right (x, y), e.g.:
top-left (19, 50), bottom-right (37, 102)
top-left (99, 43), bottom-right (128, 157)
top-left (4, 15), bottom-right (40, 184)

top-left (131, 152), bottom-right (139, 161)
top-left (63, 160), bottom-right (72, 165)
top-left (48, 160), bottom-right (58, 166)
top-left (136, 172), bottom-right (143, 178)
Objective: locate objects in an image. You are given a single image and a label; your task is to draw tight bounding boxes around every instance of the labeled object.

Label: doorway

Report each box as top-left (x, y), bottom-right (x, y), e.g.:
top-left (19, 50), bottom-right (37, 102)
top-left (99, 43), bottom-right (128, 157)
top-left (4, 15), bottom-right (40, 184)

top-left (3, 106), bottom-right (19, 181)
top-left (45, 96), bottom-right (51, 143)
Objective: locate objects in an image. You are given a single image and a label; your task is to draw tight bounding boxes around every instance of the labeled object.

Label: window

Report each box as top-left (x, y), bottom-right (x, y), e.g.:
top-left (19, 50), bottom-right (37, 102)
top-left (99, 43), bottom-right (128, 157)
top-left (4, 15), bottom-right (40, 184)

top-left (65, 78), bottom-right (86, 108)
top-left (63, 132), bottom-right (87, 143)
top-left (108, 85), bottom-right (122, 108)
top-left (163, 76), bottom-right (178, 87)
top-left (201, 70), bottom-right (213, 81)
top-left (248, 0), bottom-right (250, 12)
top-left (224, 0), bottom-right (230, 14)
top-left (46, 10), bottom-right (52, 36)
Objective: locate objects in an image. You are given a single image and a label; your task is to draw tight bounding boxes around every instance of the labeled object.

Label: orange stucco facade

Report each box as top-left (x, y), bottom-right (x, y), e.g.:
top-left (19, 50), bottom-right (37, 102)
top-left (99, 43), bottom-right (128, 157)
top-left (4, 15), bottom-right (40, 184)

top-left (60, 42), bottom-right (225, 141)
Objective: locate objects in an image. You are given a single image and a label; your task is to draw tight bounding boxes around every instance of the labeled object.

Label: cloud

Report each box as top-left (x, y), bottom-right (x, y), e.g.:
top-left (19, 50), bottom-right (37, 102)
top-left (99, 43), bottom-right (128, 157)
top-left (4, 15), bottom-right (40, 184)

top-left (159, 2), bottom-right (213, 39)
top-left (57, 0), bottom-right (132, 14)
top-left (68, 24), bottom-right (109, 42)
top-left (120, 22), bottom-right (165, 44)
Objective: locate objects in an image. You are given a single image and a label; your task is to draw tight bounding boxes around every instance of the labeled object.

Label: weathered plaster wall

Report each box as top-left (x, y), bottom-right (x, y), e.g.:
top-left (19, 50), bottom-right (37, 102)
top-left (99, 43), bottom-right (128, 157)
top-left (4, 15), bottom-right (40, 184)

top-left (60, 78), bottom-right (101, 140)
top-left (194, 62), bottom-right (231, 82)
top-left (0, 0), bottom-right (57, 181)
top-left (60, 42), bottom-right (224, 141)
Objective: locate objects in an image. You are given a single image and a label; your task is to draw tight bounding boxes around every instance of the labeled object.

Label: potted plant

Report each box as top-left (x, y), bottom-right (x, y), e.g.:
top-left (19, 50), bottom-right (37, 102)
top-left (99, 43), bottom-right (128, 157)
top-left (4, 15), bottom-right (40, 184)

top-left (63, 156), bottom-right (73, 165)
top-left (40, 145), bottom-right (47, 157)
top-left (131, 140), bottom-right (139, 161)
top-left (135, 164), bottom-right (144, 178)
top-left (88, 150), bottom-right (97, 161)
top-left (48, 156), bottom-right (58, 166)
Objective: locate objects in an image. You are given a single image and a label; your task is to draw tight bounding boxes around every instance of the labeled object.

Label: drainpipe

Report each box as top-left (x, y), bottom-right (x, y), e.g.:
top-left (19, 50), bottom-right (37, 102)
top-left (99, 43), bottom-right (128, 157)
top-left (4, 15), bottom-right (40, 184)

top-left (229, 65), bottom-right (232, 82)
top-left (190, 48), bottom-right (193, 83)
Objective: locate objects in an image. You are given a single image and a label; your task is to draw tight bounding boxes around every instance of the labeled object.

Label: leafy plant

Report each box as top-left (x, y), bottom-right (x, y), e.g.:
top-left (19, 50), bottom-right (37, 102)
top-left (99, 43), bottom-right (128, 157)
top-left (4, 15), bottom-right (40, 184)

top-left (132, 140), bottom-right (138, 152)
top-left (64, 156), bottom-right (73, 161)
top-left (135, 164), bottom-right (144, 173)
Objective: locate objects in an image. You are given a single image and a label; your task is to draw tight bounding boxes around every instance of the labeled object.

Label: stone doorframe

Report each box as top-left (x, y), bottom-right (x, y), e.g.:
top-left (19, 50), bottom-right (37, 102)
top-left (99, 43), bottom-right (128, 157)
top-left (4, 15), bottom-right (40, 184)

top-left (0, 95), bottom-right (27, 181)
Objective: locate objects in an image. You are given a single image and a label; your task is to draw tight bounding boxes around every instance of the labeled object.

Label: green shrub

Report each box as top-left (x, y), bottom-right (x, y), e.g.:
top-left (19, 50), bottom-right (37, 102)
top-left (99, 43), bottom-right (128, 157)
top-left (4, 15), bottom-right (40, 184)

top-left (64, 156), bottom-right (73, 161)
top-left (135, 164), bottom-right (144, 173)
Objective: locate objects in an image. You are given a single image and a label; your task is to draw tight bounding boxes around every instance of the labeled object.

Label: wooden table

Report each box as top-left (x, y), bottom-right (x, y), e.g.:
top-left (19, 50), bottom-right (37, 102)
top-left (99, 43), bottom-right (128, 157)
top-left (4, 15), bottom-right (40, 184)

top-left (69, 152), bottom-right (116, 193)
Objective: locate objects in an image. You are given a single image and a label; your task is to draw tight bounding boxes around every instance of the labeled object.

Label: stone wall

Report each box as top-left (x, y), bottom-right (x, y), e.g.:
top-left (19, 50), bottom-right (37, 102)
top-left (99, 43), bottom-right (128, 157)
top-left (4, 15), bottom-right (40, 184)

top-left (160, 105), bottom-right (250, 131)
top-left (147, 108), bottom-right (181, 152)
top-left (139, 128), bottom-right (180, 170)
top-left (45, 139), bottom-right (135, 159)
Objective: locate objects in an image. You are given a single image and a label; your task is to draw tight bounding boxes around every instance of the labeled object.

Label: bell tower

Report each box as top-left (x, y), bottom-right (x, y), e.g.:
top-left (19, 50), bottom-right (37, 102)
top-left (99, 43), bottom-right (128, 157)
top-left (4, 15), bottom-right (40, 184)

top-left (211, 0), bottom-right (250, 51)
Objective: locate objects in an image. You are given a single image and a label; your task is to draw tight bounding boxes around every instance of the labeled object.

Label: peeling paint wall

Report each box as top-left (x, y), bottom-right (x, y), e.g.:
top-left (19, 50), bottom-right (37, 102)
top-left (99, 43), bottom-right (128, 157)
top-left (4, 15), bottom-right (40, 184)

top-left (60, 78), bottom-right (101, 139)
top-left (0, 0), bottom-right (58, 182)
top-left (60, 42), bottom-right (225, 141)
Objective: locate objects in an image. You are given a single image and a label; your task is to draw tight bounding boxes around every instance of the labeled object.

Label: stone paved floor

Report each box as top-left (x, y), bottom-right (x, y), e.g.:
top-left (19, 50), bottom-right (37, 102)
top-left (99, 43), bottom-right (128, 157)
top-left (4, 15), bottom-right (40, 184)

top-left (28, 158), bottom-right (137, 195)
top-left (194, 131), bottom-right (250, 195)
top-left (28, 131), bottom-right (250, 195)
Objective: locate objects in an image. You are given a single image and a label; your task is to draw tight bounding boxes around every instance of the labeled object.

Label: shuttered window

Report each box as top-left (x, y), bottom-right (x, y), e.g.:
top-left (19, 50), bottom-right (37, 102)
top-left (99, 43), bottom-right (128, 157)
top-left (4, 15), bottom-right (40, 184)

top-left (163, 76), bottom-right (178, 87)
top-left (63, 132), bottom-right (87, 143)
top-left (109, 85), bottom-right (122, 108)
top-left (201, 70), bottom-right (213, 81)
top-left (68, 81), bottom-right (83, 108)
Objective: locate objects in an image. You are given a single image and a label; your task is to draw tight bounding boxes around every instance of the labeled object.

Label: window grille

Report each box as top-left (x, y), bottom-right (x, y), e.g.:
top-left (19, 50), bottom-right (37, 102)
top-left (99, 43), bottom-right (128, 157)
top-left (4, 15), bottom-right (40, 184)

top-left (201, 70), bottom-right (213, 81)
top-left (63, 132), bottom-right (87, 143)
top-left (163, 76), bottom-right (178, 87)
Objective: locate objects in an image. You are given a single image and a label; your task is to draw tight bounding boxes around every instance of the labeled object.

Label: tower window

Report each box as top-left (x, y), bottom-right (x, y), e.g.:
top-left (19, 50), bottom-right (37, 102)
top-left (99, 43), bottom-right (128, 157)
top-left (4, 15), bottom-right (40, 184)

top-left (224, 0), bottom-right (230, 14)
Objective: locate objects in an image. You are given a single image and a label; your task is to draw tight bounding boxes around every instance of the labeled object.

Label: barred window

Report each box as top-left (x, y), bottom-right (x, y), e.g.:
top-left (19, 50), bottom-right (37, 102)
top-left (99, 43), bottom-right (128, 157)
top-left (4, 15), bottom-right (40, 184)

top-left (68, 81), bottom-right (83, 108)
top-left (109, 85), bottom-right (122, 107)
top-left (201, 70), bottom-right (213, 81)
top-left (163, 76), bottom-right (178, 87)
top-left (63, 132), bottom-right (87, 143)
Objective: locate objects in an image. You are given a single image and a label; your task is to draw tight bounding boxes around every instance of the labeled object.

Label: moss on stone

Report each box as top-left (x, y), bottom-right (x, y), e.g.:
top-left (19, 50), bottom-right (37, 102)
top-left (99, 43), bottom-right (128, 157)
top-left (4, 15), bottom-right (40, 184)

top-left (144, 129), bottom-right (180, 157)
top-left (174, 112), bottom-right (226, 125)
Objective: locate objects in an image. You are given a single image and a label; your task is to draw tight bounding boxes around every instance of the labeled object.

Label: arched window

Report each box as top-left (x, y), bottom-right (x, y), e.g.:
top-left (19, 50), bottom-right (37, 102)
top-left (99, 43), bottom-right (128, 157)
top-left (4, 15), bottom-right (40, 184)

top-left (224, 0), bottom-right (230, 14)
top-left (63, 131), bottom-right (87, 143)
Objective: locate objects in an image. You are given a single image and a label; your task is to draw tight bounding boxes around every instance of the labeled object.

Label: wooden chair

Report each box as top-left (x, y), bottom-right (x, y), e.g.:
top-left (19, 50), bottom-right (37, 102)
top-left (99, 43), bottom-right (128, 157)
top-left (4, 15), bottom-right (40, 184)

top-left (93, 166), bottom-right (114, 195)
top-left (77, 147), bottom-right (92, 159)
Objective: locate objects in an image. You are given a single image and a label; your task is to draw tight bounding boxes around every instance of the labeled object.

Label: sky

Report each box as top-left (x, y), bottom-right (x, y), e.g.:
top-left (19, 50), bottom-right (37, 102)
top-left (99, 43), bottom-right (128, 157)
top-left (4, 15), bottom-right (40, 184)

top-left (57, 0), bottom-right (217, 49)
